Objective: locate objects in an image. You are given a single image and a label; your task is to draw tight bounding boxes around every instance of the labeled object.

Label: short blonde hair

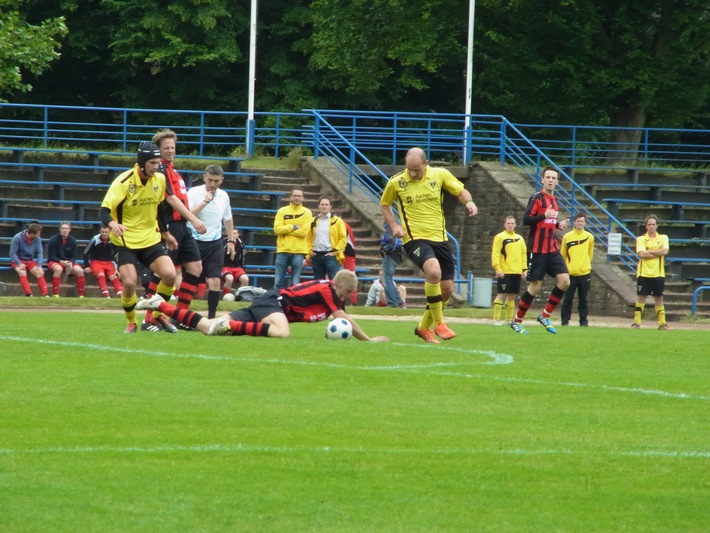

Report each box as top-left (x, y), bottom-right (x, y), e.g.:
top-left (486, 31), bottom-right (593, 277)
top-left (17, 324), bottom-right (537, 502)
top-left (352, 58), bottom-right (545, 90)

top-left (152, 128), bottom-right (177, 147)
top-left (333, 269), bottom-right (358, 293)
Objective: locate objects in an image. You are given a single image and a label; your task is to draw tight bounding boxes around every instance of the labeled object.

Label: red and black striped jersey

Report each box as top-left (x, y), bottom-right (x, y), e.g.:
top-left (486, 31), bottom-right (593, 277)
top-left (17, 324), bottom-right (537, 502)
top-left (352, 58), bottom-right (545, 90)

top-left (523, 190), bottom-right (561, 254)
top-left (160, 160), bottom-right (189, 223)
top-left (280, 279), bottom-right (344, 323)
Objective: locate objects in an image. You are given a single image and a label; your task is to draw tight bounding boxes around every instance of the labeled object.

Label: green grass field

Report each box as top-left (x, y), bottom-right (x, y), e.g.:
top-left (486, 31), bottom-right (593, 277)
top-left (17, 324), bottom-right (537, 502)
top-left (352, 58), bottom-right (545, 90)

top-left (1, 308), bottom-right (708, 532)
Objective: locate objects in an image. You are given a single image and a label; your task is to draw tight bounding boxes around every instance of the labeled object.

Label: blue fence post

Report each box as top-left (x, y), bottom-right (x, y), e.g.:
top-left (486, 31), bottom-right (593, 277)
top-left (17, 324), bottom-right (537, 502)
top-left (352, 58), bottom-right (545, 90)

top-left (499, 121), bottom-right (507, 165)
top-left (246, 118), bottom-right (256, 158)
top-left (467, 271), bottom-right (473, 306)
top-left (312, 113), bottom-right (321, 160)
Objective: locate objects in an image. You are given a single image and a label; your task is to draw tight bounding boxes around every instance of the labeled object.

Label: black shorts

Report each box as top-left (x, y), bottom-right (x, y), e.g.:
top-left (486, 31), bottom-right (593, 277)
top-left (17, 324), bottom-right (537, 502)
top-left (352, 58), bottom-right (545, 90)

top-left (637, 276), bottom-right (665, 297)
top-left (167, 221), bottom-right (201, 266)
top-left (527, 251), bottom-right (569, 282)
top-left (112, 242), bottom-right (168, 269)
top-left (227, 289), bottom-right (284, 322)
top-left (197, 239), bottom-right (225, 280)
top-left (403, 239), bottom-right (455, 281)
top-left (496, 274), bottom-right (522, 294)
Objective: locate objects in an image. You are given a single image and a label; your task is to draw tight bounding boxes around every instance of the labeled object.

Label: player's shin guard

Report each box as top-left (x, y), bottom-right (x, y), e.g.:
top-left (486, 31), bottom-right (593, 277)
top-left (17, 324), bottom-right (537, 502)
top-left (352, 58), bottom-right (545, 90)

top-left (505, 299), bottom-right (516, 321)
top-left (175, 272), bottom-right (200, 309)
top-left (634, 303), bottom-right (645, 325)
top-left (156, 301), bottom-right (203, 329)
top-left (37, 276), bottom-right (48, 296)
top-left (542, 286), bottom-right (565, 318)
top-left (152, 280), bottom-right (176, 319)
top-left (207, 290), bottom-right (221, 319)
top-left (76, 275), bottom-right (85, 297)
top-left (493, 300), bottom-right (502, 321)
top-left (425, 282), bottom-right (444, 324)
top-left (515, 291), bottom-right (535, 322)
top-left (52, 276), bottom-right (61, 296)
top-left (96, 275), bottom-right (109, 294)
top-left (417, 307), bottom-right (434, 331)
top-left (228, 321), bottom-right (271, 337)
top-left (655, 305), bottom-right (666, 326)
top-left (18, 275), bottom-right (31, 295)
top-left (122, 293), bottom-right (138, 323)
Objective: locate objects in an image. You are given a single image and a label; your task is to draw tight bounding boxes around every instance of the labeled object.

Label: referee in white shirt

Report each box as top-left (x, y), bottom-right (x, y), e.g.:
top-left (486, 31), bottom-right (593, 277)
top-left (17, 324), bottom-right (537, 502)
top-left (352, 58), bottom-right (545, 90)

top-left (188, 164), bottom-right (235, 318)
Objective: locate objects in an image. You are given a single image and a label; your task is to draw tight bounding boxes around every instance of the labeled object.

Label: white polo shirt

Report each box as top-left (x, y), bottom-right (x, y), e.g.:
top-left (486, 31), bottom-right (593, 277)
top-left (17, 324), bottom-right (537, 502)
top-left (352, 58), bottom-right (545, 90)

top-left (187, 185), bottom-right (233, 242)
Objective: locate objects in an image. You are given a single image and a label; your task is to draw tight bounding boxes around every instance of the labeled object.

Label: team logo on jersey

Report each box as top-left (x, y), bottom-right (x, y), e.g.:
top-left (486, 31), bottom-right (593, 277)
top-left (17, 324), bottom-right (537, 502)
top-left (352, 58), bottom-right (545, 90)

top-left (398, 178), bottom-right (407, 189)
top-left (154, 185), bottom-right (160, 193)
top-left (429, 181), bottom-right (437, 190)
top-left (128, 184), bottom-right (136, 194)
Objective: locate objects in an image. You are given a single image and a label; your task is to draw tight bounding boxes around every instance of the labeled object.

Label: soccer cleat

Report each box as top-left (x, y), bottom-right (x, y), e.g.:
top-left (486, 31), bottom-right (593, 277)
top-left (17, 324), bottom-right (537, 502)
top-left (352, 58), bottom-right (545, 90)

top-left (536, 314), bottom-right (557, 334)
top-left (53, 294), bottom-right (60, 298)
top-left (124, 323), bottom-right (138, 334)
top-left (509, 320), bottom-right (528, 334)
top-left (414, 327), bottom-right (440, 345)
top-left (140, 320), bottom-right (162, 332)
top-left (117, 291), bottom-right (122, 297)
top-left (658, 323), bottom-right (671, 331)
top-left (434, 322), bottom-right (456, 340)
top-left (25, 293), bottom-right (33, 297)
top-left (135, 294), bottom-right (164, 311)
top-left (630, 323), bottom-right (640, 329)
top-left (207, 315), bottom-right (232, 336)
top-left (154, 315), bottom-right (178, 334)
top-left (171, 317), bottom-right (196, 332)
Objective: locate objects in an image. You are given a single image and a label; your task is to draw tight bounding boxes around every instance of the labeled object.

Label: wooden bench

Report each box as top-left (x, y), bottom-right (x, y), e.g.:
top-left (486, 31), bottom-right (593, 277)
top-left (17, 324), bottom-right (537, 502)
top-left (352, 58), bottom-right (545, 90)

top-left (603, 198), bottom-right (710, 220)
top-left (0, 146), bottom-right (244, 172)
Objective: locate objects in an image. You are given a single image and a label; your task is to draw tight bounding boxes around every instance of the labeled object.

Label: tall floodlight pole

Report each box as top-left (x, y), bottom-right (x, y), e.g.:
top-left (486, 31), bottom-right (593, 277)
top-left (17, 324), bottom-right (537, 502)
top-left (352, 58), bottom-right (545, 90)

top-left (463, 0), bottom-right (475, 165)
top-left (246, 0), bottom-right (258, 157)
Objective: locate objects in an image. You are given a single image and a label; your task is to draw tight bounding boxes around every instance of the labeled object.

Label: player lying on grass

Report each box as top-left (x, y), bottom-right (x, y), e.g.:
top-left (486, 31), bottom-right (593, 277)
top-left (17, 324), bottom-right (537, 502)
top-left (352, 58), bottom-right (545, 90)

top-left (136, 270), bottom-right (389, 342)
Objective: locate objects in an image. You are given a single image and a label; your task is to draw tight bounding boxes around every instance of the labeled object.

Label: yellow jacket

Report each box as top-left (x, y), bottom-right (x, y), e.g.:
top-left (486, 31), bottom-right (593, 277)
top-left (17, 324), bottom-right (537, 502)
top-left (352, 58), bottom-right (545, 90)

top-left (273, 203), bottom-right (313, 254)
top-left (561, 229), bottom-right (594, 276)
top-left (307, 214), bottom-right (348, 264)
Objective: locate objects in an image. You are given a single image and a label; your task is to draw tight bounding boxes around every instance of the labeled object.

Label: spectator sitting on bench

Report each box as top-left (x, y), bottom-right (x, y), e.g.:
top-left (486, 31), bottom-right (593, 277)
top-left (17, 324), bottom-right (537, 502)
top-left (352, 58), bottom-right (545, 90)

top-left (47, 221), bottom-right (86, 298)
top-left (365, 270), bottom-right (407, 308)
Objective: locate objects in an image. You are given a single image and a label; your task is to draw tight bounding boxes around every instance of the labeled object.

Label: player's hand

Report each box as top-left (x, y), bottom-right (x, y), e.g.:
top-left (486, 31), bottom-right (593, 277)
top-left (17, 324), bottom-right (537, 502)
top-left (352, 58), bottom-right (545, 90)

top-left (545, 207), bottom-right (558, 219)
top-left (559, 218), bottom-right (570, 230)
top-left (192, 219), bottom-right (207, 234)
top-left (391, 223), bottom-right (404, 238)
top-left (110, 222), bottom-right (126, 237)
top-left (84, 267), bottom-right (91, 274)
top-left (164, 233), bottom-right (178, 251)
top-left (369, 336), bottom-right (390, 342)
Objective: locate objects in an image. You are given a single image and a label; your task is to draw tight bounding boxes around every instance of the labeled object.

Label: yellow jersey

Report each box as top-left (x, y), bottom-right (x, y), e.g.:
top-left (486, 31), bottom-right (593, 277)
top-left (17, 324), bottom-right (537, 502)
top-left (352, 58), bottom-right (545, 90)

top-left (380, 166), bottom-right (465, 244)
top-left (561, 229), bottom-right (594, 276)
top-left (636, 232), bottom-right (669, 278)
top-left (491, 230), bottom-right (527, 275)
top-left (101, 164), bottom-right (167, 249)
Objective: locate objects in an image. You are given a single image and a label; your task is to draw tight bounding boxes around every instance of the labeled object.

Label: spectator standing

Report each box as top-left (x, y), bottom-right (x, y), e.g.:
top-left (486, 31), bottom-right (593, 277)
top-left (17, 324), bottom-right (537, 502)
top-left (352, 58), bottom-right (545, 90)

top-left (222, 228), bottom-right (249, 297)
top-left (47, 221), bottom-right (86, 298)
top-left (273, 187), bottom-right (312, 289)
top-left (141, 129), bottom-right (207, 332)
top-left (491, 215), bottom-right (527, 325)
top-left (188, 164), bottom-right (235, 319)
top-left (380, 223), bottom-right (405, 308)
top-left (307, 195), bottom-right (347, 281)
top-left (137, 270), bottom-right (388, 342)
top-left (100, 141), bottom-right (178, 333)
top-left (631, 214), bottom-right (670, 330)
top-left (380, 147), bottom-right (478, 344)
top-left (510, 166), bottom-right (570, 334)
top-left (10, 222), bottom-right (48, 297)
top-left (560, 214), bottom-right (594, 326)
top-left (343, 221), bottom-right (358, 305)
top-left (83, 225), bottom-right (123, 298)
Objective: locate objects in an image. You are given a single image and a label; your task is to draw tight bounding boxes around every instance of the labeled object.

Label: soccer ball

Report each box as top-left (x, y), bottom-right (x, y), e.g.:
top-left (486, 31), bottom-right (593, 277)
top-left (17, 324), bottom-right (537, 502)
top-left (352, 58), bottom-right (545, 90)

top-left (325, 318), bottom-right (353, 340)
top-left (222, 292), bottom-right (236, 302)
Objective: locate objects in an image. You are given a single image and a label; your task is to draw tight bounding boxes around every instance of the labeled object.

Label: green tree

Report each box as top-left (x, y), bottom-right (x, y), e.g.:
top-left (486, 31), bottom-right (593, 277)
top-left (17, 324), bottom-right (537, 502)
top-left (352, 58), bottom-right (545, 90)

top-left (475, 0), bottom-right (710, 159)
top-left (0, 4), bottom-right (67, 100)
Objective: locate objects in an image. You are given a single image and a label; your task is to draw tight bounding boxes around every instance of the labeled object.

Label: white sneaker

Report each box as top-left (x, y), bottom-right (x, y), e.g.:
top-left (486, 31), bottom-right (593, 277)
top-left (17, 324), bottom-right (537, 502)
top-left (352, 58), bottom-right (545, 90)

top-left (135, 294), bottom-right (164, 311)
top-left (493, 321), bottom-right (503, 326)
top-left (207, 314), bottom-right (232, 336)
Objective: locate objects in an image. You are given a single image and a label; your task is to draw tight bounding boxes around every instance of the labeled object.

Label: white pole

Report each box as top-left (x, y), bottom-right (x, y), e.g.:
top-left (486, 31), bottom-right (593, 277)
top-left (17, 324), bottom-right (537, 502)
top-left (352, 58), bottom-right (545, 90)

top-left (464, 0), bottom-right (475, 164)
top-left (246, 0), bottom-right (258, 157)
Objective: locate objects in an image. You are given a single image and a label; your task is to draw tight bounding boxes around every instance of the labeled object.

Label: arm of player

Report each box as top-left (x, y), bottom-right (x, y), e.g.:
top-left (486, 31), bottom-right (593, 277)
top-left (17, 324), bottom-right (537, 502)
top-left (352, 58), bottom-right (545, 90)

top-left (166, 195), bottom-right (206, 234)
top-left (332, 310), bottom-right (389, 342)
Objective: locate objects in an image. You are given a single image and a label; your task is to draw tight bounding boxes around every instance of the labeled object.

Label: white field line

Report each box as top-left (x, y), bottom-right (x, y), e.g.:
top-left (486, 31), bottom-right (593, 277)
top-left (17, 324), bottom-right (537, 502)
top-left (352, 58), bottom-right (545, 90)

top-left (2, 335), bottom-right (708, 401)
top-left (0, 443), bottom-right (708, 459)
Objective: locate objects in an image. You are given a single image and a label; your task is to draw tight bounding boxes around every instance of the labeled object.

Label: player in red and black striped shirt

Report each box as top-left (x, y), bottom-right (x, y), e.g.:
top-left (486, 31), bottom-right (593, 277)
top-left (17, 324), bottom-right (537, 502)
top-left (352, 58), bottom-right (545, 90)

top-left (511, 167), bottom-right (570, 334)
top-left (137, 270), bottom-right (389, 342)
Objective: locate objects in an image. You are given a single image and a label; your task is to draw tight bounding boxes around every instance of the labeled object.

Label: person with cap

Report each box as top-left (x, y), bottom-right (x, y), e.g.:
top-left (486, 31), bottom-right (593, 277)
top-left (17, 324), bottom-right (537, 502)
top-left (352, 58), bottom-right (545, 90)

top-left (100, 141), bottom-right (179, 333)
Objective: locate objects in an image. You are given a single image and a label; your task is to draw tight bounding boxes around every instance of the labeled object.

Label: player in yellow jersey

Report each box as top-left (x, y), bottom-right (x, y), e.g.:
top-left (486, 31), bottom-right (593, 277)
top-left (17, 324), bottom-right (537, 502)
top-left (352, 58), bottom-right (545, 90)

top-left (100, 142), bottom-right (179, 333)
top-left (631, 214), bottom-right (670, 330)
top-left (380, 147), bottom-right (478, 344)
top-left (491, 215), bottom-right (527, 325)
top-left (560, 214), bottom-right (594, 326)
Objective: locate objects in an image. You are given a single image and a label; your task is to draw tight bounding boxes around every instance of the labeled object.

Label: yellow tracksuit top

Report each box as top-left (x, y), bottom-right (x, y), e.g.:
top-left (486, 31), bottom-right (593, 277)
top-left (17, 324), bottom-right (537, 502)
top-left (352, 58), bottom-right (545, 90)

top-left (273, 203), bottom-right (313, 254)
top-left (307, 214), bottom-right (348, 264)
